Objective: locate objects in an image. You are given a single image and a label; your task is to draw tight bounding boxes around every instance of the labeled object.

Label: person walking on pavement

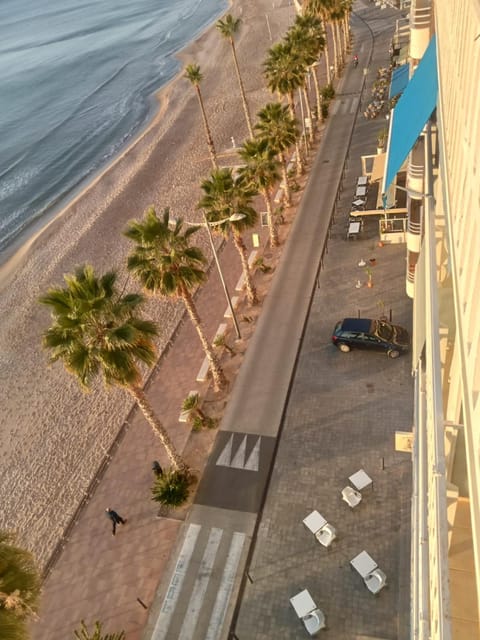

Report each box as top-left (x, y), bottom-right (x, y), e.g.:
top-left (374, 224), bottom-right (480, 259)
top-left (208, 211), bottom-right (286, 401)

top-left (105, 508), bottom-right (127, 536)
top-left (152, 460), bottom-right (163, 477)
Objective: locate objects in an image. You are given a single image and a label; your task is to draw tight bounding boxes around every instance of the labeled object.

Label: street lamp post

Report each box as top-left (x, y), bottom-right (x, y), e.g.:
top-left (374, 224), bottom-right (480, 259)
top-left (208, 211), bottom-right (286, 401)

top-left (200, 211), bottom-right (243, 340)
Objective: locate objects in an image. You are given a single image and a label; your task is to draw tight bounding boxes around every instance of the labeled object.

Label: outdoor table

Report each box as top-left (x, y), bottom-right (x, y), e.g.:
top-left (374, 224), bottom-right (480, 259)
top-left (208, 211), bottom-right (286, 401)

top-left (350, 551), bottom-right (378, 578)
top-left (347, 221), bottom-right (361, 239)
top-left (357, 176), bottom-right (368, 186)
top-left (355, 185), bottom-right (367, 198)
top-left (290, 589), bottom-right (317, 618)
top-left (303, 510), bottom-right (327, 534)
top-left (352, 198), bottom-right (365, 209)
top-left (349, 469), bottom-right (373, 491)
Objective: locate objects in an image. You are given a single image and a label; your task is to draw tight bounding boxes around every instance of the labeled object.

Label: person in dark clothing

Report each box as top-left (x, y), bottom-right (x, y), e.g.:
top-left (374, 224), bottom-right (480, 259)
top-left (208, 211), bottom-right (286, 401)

top-left (105, 508), bottom-right (126, 536)
top-left (152, 460), bottom-right (163, 477)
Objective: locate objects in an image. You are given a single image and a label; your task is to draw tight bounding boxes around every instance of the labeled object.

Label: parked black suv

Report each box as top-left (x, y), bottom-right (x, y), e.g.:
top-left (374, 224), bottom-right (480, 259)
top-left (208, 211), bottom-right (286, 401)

top-left (332, 317), bottom-right (410, 358)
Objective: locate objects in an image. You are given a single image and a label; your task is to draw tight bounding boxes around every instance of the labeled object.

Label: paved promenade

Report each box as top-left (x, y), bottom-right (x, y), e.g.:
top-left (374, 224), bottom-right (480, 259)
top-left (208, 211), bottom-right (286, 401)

top-left (32, 2), bottom-right (412, 640)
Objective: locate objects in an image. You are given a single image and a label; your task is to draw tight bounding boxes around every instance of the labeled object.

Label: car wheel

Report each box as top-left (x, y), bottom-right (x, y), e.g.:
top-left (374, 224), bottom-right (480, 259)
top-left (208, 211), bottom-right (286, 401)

top-left (387, 349), bottom-right (400, 358)
top-left (338, 343), bottom-right (351, 353)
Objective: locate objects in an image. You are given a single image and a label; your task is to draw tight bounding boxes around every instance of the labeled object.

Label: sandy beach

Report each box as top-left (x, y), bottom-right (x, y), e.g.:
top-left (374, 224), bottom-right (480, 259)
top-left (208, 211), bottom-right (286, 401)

top-left (0, 0), bottom-right (296, 567)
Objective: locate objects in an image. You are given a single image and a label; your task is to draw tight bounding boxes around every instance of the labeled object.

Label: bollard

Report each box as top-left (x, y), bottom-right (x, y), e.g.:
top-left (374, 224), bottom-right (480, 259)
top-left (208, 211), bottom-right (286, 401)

top-left (137, 598), bottom-right (148, 609)
top-left (380, 457), bottom-right (385, 470)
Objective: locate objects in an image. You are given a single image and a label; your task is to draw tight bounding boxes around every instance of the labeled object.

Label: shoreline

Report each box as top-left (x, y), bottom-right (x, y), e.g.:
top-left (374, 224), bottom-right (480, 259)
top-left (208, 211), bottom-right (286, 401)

top-left (0, 1), bottom-right (229, 292)
top-left (0, 0), bottom-right (295, 567)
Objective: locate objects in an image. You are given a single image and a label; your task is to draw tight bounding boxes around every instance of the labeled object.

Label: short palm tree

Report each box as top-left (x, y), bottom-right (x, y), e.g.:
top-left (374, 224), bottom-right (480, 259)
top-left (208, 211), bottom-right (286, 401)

top-left (39, 265), bottom-right (187, 471)
top-left (255, 102), bottom-right (298, 206)
top-left (0, 531), bottom-right (41, 640)
top-left (216, 14), bottom-right (254, 139)
top-left (263, 41), bottom-right (306, 175)
top-left (124, 207), bottom-right (227, 392)
top-left (239, 138), bottom-right (281, 247)
top-left (74, 620), bottom-right (125, 640)
top-left (198, 169), bottom-right (259, 305)
top-left (184, 63), bottom-right (218, 170)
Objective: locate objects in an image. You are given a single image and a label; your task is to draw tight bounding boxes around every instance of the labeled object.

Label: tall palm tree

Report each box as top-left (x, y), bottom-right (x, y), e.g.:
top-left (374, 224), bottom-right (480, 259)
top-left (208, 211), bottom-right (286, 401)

top-left (0, 531), bottom-right (41, 640)
top-left (288, 14), bottom-right (325, 125)
top-left (39, 265), bottom-right (187, 471)
top-left (198, 169), bottom-right (259, 305)
top-left (125, 207), bottom-right (227, 392)
top-left (255, 102), bottom-right (298, 207)
top-left (239, 138), bottom-right (281, 247)
top-left (263, 42), bottom-right (306, 175)
top-left (216, 14), bottom-right (254, 139)
top-left (184, 63), bottom-right (218, 170)
top-left (305, 0), bottom-right (334, 84)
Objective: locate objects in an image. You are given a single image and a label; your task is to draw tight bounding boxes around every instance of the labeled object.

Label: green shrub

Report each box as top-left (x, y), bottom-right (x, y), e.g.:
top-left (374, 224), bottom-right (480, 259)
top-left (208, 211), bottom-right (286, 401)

top-left (321, 84), bottom-right (335, 100)
top-left (321, 102), bottom-right (330, 120)
top-left (151, 469), bottom-right (191, 507)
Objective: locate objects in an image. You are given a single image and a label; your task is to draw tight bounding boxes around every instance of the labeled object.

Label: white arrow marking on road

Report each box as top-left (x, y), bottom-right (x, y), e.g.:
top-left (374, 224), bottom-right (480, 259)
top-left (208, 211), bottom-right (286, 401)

top-left (244, 437), bottom-right (261, 471)
top-left (216, 434), bottom-right (233, 466)
top-left (216, 434), bottom-right (261, 471)
top-left (230, 435), bottom-right (247, 468)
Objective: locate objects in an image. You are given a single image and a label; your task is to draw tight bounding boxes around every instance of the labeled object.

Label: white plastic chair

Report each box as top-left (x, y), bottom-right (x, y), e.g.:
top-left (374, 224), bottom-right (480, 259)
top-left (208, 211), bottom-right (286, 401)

top-left (365, 568), bottom-right (387, 594)
top-left (315, 524), bottom-right (337, 547)
top-left (341, 486), bottom-right (362, 508)
top-left (302, 608), bottom-right (326, 635)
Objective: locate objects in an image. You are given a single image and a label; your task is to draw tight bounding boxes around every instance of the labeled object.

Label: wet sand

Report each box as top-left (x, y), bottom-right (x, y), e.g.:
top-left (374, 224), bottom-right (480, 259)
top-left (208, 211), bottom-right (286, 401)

top-left (0, 0), bottom-right (295, 566)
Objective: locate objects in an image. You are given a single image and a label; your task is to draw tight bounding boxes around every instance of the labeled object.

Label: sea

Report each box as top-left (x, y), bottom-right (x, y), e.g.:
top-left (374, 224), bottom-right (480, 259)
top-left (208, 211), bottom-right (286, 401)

top-left (0, 0), bottom-right (227, 254)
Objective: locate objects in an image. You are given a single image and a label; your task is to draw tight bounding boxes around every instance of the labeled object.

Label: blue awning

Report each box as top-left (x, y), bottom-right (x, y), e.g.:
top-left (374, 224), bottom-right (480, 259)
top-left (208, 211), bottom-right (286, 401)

top-left (382, 35), bottom-right (438, 197)
top-left (389, 64), bottom-right (409, 99)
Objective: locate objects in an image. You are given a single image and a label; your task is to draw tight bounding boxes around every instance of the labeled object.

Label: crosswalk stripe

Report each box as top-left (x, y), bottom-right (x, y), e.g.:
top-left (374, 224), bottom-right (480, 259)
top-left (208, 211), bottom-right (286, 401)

top-left (178, 528), bottom-right (223, 640)
top-left (152, 524), bottom-right (201, 640)
top-left (350, 97), bottom-right (359, 114)
top-left (205, 531), bottom-right (246, 640)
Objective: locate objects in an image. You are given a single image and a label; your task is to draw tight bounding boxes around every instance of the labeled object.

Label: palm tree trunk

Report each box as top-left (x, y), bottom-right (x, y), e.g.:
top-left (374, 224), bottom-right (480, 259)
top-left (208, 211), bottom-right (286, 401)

top-left (311, 65), bottom-right (322, 123)
top-left (128, 385), bottom-right (186, 471)
top-left (302, 87), bottom-right (315, 143)
top-left (195, 86), bottom-right (218, 170)
top-left (330, 23), bottom-right (338, 78)
top-left (287, 92), bottom-right (304, 176)
top-left (335, 21), bottom-right (344, 68)
top-left (262, 187), bottom-right (279, 247)
top-left (322, 18), bottom-right (332, 85)
top-left (181, 287), bottom-right (227, 392)
top-left (279, 151), bottom-right (291, 206)
top-left (232, 231), bottom-right (258, 305)
top-left (230, 39), bottom-right (254, 139)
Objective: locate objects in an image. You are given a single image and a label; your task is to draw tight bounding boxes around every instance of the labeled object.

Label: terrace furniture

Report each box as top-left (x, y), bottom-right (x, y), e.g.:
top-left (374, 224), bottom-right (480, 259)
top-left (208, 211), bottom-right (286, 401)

top-left (290, 589), bottom-right (326, 635)
top-left (341, 486), bottom-right (362, 508)
top-left (349, 469), bottom-right (373, 491)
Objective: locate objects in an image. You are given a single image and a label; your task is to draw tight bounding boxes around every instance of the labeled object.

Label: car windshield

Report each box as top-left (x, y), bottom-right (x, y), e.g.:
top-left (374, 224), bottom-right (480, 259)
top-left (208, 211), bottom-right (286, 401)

top-left (374, 320), bottom-right (394, 341)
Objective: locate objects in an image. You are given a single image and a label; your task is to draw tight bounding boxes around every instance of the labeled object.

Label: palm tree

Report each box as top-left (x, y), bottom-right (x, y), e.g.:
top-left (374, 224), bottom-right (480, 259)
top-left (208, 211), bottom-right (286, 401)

top-left (74, 620), bottom-right (125, 640)
top-left (239, 138), bottom-right (281, 247)
top-left (39, 265), bottom-right (187, 471)
top-left (0, 531), bottom-right (41, 640)
top-left (124, 207), bottom-right (227, 392)
top-left (216, 14), bottom-right (254, 138)
top-left (263, 42), bottom-right (306, 175)
top-left (198, 169), bottom-right (259, 305)
top-left (255, 102), bottom-right (298, 207)
top-left (184, 63), bottom-right (218, 170)
top-left (287, 14), bottom-right (325, 126)
top-left (305, 0), bottom-right (334, 84)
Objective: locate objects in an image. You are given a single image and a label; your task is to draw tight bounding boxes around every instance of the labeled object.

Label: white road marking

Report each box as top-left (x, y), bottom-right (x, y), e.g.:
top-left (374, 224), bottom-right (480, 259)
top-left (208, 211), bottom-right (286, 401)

top-left (152, 524), bottom-right (201, 640)
top-left (230, 435), bottom-right (247, 468)
top-left (216, 434), bottom-right (233, 466)
top-left (244, 437), bottom-right (261, 471)
top-left (205, 532), bottom-right (246, 640)
top-left (178, 528), bottom-right (223, 640)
